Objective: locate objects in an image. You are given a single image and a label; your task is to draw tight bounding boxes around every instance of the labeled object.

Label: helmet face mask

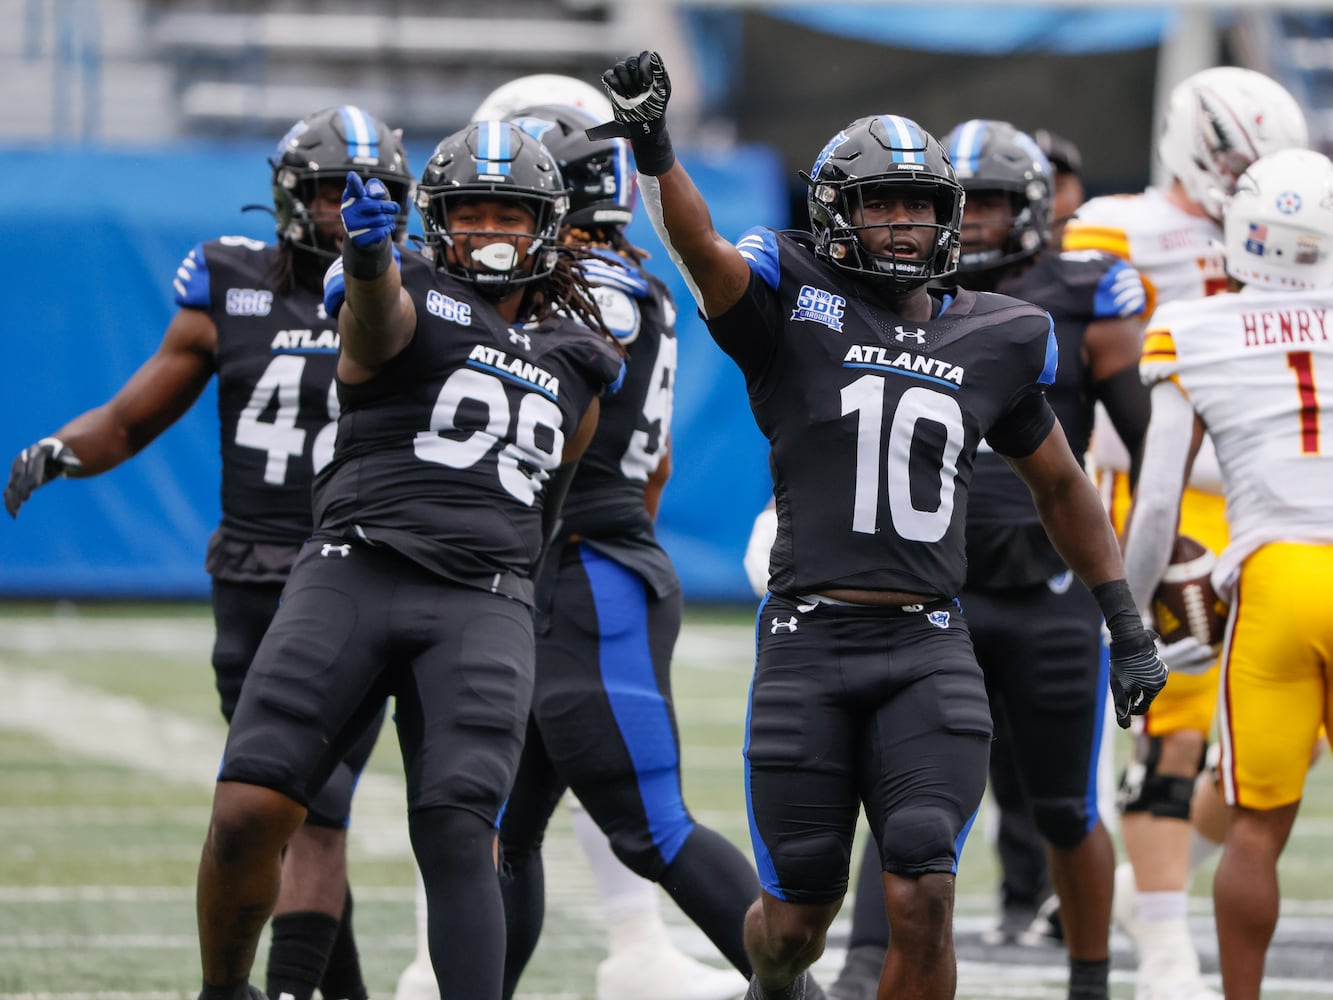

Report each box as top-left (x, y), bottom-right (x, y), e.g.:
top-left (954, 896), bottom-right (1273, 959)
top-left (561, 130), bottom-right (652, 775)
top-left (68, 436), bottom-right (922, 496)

top-left (416, 120), bottom-right (570, 295)
top-left (1224, 148), bottom-right (1333, 291)
top-left (507, 103), bottom-right (635, 230)
top-left (271, 105), bottom-right (413, 260)
top-left (944, 119), bottom-right (1052, 277)
top-left (804, 115), bottom-right (964, 292)
top-left (1158, 67), bottom-right (1309, 221)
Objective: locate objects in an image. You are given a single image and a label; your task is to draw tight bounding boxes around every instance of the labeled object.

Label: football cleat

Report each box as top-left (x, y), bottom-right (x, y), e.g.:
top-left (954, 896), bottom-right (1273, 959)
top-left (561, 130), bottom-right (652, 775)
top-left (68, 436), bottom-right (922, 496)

top-left (392, 957), bottom-right (438, 1000)
top-left (596, 943), bottom-right (746, 1000)
top-left (825, 943), bottom-right (882, 1000)
top-left (1111, 860), bottom-right (1142, 948)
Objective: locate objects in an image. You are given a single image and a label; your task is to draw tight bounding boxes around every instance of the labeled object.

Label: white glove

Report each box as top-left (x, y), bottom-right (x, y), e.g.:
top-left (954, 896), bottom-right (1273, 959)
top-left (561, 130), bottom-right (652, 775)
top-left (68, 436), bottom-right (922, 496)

top-left (1158, 635), bottom-right (1217, 675)
top-left (743, 505), bottom-right (777, 598)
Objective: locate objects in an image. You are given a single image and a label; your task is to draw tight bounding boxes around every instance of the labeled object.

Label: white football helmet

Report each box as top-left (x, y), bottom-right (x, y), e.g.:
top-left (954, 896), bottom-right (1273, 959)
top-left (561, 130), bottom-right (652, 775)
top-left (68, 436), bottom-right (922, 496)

top-left (472, 73), bottom-right (614, 124)
top-left (1158, 66), bottom-right (1309, 221)
top-left (1224, 148), bottom-right (1333, 290)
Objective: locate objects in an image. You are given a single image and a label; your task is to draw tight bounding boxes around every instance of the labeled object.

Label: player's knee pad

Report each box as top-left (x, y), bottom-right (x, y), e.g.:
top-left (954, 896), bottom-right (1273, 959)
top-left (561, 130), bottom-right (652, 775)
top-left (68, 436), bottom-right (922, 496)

top-left (1030, 797), bottom-right (1094, 850)
top-left (879, 803), bottom-right (961, 874)
top-left (1118, 735), bottom-right (1205, 819)
top-left (767, 829), bottom-right (853, 899)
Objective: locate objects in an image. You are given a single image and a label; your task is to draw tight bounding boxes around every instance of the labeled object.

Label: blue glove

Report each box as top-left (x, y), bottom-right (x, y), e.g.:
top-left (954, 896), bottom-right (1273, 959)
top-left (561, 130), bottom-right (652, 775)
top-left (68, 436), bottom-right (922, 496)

top-left (340, 172), bottom-right (399, 247)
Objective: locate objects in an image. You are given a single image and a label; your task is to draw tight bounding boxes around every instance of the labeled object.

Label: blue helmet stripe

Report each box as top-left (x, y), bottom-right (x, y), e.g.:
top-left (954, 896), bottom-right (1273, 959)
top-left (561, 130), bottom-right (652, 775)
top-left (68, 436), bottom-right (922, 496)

top-left (878, 115), bottom-right (925, 164)
top-left (479, 120), bottom-right (511, 175)
top-left (337, 106), bottom-right (377, 160)
top-left (948, 119), bottom-right (986, 176)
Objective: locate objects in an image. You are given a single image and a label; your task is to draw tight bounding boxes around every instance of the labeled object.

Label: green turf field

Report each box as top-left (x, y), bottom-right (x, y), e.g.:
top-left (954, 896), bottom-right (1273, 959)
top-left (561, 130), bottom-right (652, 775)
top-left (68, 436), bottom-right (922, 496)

top-left (1, 602), bottom-right (1330, 997)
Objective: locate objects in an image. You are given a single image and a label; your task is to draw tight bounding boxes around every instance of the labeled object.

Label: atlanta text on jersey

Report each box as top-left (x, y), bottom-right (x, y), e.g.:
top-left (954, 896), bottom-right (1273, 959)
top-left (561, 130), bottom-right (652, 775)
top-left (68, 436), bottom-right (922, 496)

top-left (271, 328), bottom-right (340, 354)
top-left (467, 344), bottom-right (562, 399)
top-left (842, 344), bottom-right (965, 386)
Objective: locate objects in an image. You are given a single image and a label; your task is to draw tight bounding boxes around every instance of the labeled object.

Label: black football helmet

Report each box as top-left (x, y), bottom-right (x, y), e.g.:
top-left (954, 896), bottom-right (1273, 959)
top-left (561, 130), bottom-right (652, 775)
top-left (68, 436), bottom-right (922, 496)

top-left (803, 115), bottom-right (964, 291)
top-left (270, 105), bottom-right (412, 258)
top-left (943, 119), bottom-right (1052, 275)
top-left (416, 120), bottom-right (570, 293)
top-left (507, 103), bottom-right (635, 230)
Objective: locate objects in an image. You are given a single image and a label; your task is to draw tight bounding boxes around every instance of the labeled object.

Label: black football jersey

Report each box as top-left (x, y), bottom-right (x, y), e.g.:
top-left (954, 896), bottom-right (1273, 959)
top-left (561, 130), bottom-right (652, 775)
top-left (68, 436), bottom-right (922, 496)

top-left (708, 228), bottom-right (1057, 598)
top-left (966, 250), bottom-right (1146, 588)
top-left (557, 250), bottom-right (680, 597)
top-left (174, 237), bottom-right (341, 582)
top-left (313, 251), bottom-right (624, 599)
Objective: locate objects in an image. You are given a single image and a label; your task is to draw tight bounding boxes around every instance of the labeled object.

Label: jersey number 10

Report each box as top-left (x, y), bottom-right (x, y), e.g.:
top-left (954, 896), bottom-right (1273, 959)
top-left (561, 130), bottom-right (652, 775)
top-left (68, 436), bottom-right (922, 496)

top-left (841, 374), bottom-right (964, 542)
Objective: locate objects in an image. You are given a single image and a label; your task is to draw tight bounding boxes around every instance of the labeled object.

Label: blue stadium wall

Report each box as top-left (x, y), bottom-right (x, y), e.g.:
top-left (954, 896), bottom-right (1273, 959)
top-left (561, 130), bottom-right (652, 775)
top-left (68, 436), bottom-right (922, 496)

top-left (0, 142), bottom-right (785, 601)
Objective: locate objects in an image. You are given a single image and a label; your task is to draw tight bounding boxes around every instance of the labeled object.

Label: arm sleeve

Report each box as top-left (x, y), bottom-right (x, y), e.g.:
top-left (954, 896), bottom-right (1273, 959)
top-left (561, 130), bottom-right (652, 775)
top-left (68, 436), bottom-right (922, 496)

top-left (984, 388), bottom-right (1058, 458)
top-left (1122, 380), bottom-right (1196, 610)
top-left (1096, 365), bottom-right (1153, 484)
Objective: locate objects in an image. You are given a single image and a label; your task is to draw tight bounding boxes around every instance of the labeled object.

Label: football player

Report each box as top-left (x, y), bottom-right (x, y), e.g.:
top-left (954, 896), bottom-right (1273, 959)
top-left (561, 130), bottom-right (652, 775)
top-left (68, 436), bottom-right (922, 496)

top-left (390, 75), bottom-right (750, 1000)
top-left (1121, 147), bottom-right (1333, 1000)
top-left (191, 120), bottom-right (624, 1000)
top-left (809, 121), bottom-right (1153, 1000)
top-left (3, 105), bottom-right (413, 1000)
top-left (593, 51), bottom-right (1166, 1000)
top-left (1063, 66), bottom-right (1308, 1000)
top-left (495, 102), bottom-right (755, 1000)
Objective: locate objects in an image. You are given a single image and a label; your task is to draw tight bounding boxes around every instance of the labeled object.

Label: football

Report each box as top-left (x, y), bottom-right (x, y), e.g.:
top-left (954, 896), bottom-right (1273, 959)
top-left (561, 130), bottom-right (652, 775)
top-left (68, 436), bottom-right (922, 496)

top-left (1150, 535), bottom-right (1227, 647)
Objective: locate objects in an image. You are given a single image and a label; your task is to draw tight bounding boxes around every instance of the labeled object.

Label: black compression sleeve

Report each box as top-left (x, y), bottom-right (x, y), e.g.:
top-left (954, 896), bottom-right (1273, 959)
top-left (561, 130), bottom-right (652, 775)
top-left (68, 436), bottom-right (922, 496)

top-left (1095, 366), bottom-right (1152, 487)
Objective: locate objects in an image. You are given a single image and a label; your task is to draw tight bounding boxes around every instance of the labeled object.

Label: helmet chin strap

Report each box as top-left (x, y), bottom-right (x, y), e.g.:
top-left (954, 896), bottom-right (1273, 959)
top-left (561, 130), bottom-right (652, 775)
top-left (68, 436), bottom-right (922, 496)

top-left (471, 242), bottom-right (519, 271)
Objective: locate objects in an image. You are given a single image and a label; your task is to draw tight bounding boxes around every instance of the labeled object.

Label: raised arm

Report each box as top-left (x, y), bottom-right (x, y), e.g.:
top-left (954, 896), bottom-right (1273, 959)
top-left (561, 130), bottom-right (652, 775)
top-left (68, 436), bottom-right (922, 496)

top-left (336, 173), bottom-right (417, 383)
top-left (590, 52), bottom-right (752, 319)
top-left (4, 308), bottom-right (216, 516)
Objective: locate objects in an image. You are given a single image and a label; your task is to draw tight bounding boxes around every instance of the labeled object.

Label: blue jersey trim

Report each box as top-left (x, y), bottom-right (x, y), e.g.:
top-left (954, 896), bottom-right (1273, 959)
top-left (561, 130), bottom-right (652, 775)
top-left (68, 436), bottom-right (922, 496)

top-left (1038, 315), bottom-right (1058, 386)
top-left (1094, 259), bottom-right (1148, 319)
top-left (842, 361), bottom-right (961, 391)
top-left (582, 546), bottom-right (693, 864)
top-left (173, 243), bottom-right (211, 309)
top-left (735, 226), bottom-right (781, 290)
top-left (1084, 635), bottom-right (1111, 833)
top-left (745, 592), bottom-right (784, 899)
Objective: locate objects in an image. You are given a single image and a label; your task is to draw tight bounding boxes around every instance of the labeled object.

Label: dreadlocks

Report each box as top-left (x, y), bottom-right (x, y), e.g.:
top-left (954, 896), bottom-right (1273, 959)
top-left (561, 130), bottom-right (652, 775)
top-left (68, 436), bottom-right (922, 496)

top-left (523, 243), bottom-right (624, 358)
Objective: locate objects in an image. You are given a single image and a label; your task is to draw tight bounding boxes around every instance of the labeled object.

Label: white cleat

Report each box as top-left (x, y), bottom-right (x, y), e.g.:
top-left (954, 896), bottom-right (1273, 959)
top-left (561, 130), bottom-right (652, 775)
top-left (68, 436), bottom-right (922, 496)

top-left (393, 957), bottom-right (439, 1000)
top-left (596, 943), bottom-right (747, 1000)
top-left (1134, 978), bottom-right (1223, 1000)
top-left (1112, 860), bottom-right (1142, 948)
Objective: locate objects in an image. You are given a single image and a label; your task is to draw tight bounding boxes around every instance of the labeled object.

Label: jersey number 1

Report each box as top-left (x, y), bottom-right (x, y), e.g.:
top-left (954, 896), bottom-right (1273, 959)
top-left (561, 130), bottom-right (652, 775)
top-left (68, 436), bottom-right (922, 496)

top-left (1287, 351), bottom-right (1322, 454)
top-left (841, 374), bottom-right (964, 542)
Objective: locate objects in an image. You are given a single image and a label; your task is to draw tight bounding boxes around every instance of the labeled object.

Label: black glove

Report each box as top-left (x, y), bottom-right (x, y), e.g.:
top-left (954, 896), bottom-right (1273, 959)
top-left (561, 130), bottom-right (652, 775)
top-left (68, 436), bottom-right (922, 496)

top-left (1108, 630), bottom-right (1168, 729)
top-left (1093, 579), bottom-right (1168, 729)
top-left (5, 437), bottom-right (81, 517)
top-left (587, 51), bottom-right (676, 175)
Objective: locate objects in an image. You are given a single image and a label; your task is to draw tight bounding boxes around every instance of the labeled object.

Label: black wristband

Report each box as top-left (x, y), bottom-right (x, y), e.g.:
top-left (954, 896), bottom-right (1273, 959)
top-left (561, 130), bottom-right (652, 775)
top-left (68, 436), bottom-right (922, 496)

top-left (630, 125), bottom-right (676, 177)
top-left (1092, 578), bottom-right (1154, 655)
top-left (342, 237), bottom-right (392, 281)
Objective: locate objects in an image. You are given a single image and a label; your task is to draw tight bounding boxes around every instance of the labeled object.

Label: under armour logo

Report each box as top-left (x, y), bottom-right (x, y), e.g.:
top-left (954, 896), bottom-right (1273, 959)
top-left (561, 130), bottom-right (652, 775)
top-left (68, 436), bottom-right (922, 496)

top-left (770, 616), bottom-right (799, 634)
top-left (894, 326), bottom-right (926, 344)
top-left (321, 543), bottom-right (351, 558)
top-left (509, 329), bottom-right (532, 350)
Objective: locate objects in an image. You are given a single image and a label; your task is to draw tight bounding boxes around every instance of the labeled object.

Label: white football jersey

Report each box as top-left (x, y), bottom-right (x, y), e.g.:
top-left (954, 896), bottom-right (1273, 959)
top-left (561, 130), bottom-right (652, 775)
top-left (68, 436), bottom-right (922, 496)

top-left (1140, 286), bottom-right (1333, 597)
top-left (1065, 187), bottom-right (1227, 489)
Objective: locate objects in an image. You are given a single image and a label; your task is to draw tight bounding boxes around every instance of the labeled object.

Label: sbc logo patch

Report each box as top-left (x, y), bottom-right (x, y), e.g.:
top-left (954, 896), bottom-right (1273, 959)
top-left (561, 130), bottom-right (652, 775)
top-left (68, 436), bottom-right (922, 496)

top-left (790, 284), bottom-right (846, 332)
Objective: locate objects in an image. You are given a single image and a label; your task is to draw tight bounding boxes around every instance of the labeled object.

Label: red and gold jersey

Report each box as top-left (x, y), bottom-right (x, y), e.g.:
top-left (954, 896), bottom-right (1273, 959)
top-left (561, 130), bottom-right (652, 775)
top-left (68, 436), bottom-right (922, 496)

top-left (1141, 286), bottom-right (1333, 599)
